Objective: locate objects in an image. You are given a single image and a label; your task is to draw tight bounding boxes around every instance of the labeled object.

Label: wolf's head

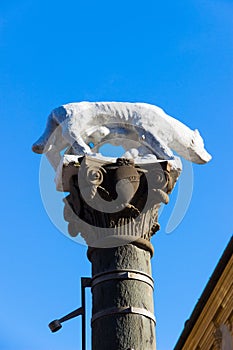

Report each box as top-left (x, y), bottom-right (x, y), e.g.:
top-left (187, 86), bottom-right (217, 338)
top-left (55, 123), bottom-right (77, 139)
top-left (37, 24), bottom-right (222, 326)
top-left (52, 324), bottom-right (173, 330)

top-left (179, 129), bottom-right (212, 164)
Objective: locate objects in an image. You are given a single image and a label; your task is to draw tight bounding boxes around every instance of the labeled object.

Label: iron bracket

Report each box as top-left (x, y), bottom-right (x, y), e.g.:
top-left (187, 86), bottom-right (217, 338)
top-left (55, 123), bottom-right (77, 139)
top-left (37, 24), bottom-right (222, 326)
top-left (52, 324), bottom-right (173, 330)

top-left (48, 277), bottom-right (92, 350)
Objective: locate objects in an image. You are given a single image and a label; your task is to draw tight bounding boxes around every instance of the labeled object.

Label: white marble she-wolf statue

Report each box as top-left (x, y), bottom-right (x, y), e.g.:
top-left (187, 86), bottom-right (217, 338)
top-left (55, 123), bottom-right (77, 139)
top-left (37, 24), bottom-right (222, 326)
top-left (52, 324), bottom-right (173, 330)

top-left (32, 102), bottom-right (211, 169)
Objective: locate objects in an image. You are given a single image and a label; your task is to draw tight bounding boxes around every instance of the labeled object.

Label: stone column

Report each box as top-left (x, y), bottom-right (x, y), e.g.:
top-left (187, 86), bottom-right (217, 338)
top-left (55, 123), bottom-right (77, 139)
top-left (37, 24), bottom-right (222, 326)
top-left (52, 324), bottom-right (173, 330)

top-left (88, 244), bottom-right (155, 350)
top-left (61, 156), bottom-right (180, 350)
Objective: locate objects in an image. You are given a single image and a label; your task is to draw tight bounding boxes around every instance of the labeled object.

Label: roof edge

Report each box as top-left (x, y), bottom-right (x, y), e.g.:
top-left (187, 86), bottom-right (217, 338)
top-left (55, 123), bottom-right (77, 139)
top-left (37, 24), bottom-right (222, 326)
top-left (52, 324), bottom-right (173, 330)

top-left (174, 236), bottom-right (233, 350)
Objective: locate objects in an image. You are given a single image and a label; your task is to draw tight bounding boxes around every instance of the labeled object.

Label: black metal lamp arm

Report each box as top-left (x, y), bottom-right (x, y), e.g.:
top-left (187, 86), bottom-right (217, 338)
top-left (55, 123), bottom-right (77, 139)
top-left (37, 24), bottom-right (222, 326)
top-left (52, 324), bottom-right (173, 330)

top-left (48, 277), bottom-right (92, 350)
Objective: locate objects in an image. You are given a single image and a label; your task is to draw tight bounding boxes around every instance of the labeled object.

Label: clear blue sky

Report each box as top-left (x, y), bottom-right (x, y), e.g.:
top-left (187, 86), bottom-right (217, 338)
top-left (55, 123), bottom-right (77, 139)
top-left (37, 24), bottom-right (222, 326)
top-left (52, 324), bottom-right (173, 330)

top-left (0, 1), bottom-right (232, 349)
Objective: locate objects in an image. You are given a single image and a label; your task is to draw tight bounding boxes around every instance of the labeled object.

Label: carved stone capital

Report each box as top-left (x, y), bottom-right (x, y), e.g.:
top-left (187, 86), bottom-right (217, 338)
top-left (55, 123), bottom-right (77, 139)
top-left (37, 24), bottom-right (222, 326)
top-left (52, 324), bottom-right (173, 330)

top-left (213, 327), bottom-right (222, 350)
top-left (58, 155), bottom-right (180, 248)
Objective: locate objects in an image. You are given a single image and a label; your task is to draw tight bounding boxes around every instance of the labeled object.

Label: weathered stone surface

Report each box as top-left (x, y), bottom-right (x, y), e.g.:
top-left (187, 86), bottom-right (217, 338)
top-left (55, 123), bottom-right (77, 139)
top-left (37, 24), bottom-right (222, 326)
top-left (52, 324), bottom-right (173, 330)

top-left (62, 157), bottom-right (179, 247)
top-left (92, 315), bottom-right (155, 350)
top-left (90, 244), bottom-right (152, 275)
top-left (89, 244), bottom-right (156, 350)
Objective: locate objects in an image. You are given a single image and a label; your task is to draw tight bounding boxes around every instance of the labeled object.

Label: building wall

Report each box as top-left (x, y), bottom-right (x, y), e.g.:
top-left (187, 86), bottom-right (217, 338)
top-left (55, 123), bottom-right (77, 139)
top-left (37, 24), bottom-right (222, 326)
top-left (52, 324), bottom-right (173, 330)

top-left (174, 239), bottom-right (233, 350)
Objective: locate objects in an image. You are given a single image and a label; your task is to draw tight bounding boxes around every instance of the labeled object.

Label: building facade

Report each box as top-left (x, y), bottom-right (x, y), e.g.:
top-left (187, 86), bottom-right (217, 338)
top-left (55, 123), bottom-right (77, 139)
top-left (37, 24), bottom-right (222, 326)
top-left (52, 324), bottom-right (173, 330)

top-left (174, 237), bottom-right (233, 350)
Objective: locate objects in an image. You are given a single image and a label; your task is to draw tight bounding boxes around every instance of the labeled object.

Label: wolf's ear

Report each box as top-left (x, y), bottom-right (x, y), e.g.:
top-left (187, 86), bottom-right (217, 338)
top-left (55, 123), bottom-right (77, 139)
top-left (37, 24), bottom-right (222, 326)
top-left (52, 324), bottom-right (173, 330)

top-left (194, 129), bottom-right (200, 135)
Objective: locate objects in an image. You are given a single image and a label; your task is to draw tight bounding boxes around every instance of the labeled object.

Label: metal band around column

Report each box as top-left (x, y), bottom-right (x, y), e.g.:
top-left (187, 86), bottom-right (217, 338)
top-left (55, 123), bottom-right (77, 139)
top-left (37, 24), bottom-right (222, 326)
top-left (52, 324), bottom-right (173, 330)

top-left (91, 269), bottom-right (154, 290)
top-left (92, 306), bottom-right (156, 325)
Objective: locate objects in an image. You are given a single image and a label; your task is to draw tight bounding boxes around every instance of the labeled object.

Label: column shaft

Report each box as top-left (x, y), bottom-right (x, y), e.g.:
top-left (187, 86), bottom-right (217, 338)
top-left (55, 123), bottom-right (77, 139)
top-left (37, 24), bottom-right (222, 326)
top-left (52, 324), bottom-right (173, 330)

top-left (88, 243), bottom-right (156, 350)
